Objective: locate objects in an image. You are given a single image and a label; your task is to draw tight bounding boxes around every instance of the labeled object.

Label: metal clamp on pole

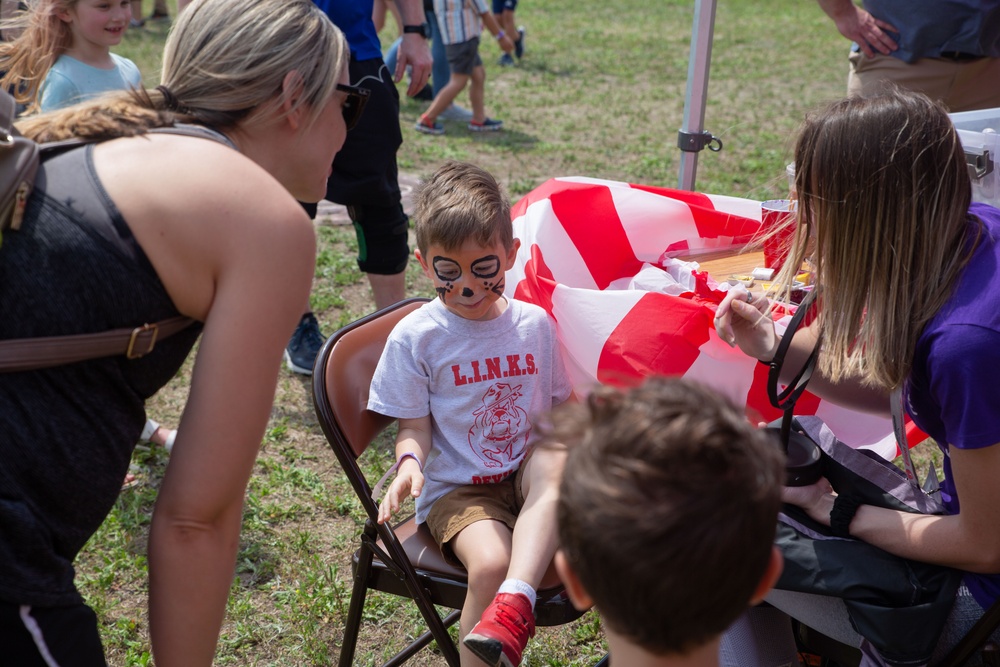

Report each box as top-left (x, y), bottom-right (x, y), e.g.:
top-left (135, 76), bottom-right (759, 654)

top-left (677, 129), bottom-right (723, 153)
top-left (965, 147), bottom-right (994, 181)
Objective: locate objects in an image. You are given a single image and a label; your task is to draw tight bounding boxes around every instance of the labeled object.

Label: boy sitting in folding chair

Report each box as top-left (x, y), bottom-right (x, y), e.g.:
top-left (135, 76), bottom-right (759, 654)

top-left (551, 377), bottom-right (786, 667)
top-left (372, 161), bottom-right (573, 667)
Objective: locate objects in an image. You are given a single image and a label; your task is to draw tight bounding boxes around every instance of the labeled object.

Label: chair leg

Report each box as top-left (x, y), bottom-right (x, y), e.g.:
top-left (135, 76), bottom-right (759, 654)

top-left (406, 589), bottom-right (461, 666)
top-left (384, 609), bottom-right (462, 667)
top-left (337, 549), bottom-right (374, 667)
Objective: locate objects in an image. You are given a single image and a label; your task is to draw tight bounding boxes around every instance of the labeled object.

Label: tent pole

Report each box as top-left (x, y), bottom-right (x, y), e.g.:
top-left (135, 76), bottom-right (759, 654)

top-left (677, 0), bottom-right (719, 191)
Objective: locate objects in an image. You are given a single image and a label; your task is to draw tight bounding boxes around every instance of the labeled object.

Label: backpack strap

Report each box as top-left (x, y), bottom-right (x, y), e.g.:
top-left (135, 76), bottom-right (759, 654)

top-left (0, 89), bottom-right (39, 234)
top-left (0, 316), bottom-right (195, 372)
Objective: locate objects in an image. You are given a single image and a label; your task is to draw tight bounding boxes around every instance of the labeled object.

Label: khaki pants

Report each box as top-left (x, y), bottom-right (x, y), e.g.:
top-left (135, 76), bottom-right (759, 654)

top-left (847, 50), bottom-right (1000, 113)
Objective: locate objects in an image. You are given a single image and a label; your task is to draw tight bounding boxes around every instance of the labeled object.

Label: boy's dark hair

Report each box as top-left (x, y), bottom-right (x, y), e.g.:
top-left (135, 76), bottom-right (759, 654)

top-left (413, 161), bottom-right (513, 256)
top-left (552, 377), bottom-right (784, 655)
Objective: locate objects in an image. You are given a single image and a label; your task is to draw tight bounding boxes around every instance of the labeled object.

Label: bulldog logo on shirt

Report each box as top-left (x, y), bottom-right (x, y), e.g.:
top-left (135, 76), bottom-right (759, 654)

top-left (469, 382), bottom-right (528, 468)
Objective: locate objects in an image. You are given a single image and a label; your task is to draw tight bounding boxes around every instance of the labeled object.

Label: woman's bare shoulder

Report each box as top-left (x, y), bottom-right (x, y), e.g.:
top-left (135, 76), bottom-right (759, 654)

top-left (90, 132), bottom-right (316, 319)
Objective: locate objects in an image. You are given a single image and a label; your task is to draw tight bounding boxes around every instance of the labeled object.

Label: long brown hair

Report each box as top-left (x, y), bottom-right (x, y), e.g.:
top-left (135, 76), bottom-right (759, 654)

top-left (0, 0), bottom-right (78, 113)
top-left (775, 88), bottom-right (977, 389)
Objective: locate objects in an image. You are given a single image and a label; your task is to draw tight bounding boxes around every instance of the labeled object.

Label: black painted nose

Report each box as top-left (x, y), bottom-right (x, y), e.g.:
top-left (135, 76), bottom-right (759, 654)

top-left (462, 288), bottom-right (474, 297)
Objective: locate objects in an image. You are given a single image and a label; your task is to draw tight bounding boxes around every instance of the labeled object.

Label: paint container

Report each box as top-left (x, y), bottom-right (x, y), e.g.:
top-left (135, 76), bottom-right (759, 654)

top-left (760, 199), bottom-right (798, 272)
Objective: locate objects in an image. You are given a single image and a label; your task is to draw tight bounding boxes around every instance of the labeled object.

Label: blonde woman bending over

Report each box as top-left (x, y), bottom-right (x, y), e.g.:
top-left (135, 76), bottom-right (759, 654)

top-left (0, 0), bottom-right (364, 664)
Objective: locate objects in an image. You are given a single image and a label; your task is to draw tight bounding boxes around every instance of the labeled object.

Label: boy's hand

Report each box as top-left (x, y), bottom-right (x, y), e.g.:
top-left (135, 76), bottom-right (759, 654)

top-left (498, 33), bottom-right (515, 54)
top-left (377, 464), bottom-right (424, 524)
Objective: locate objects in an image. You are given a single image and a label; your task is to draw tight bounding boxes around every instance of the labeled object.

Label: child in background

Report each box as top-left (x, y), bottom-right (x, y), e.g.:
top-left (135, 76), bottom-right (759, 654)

top-left (0, 0), bottom-right (140, 114)
top-left (493, 0), bottom-right (524, 67)
top-left (416, 0), bottom-right (512, 135)
top-left (129, 0), bottom-right (170, 27)
top-left (552, 377), bottom-right (785, 667)
top-left (372, 161), bottom-right (573, 667)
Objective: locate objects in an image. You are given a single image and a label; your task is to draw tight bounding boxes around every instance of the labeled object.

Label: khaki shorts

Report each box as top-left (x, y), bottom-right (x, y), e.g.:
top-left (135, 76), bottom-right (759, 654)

top-left (847, 50), bottom-right (1000, 113)
top-left (426, 462), bottom-right (527, 566)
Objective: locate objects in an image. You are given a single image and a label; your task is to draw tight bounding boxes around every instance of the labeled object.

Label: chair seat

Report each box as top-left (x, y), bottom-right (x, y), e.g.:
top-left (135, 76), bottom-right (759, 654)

top-left (356, 517), bottom-right (584, 627)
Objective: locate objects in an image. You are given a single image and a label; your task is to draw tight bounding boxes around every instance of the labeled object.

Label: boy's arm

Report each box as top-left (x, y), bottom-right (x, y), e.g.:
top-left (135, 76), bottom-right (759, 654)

top-left (395, 414), bottom-right (433, 473)
top-left (479, 7), bottom-right (514, 53)
top-left (377, 414), bottom-right (433, 523)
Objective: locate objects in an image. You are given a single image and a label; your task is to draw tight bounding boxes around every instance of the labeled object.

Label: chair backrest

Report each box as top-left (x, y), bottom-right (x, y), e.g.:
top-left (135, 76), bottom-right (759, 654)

top-left (313, 298), bottom-right (430, 503)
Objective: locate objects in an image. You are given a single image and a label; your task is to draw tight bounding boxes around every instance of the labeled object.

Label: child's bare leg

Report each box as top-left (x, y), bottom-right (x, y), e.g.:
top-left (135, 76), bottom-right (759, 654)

top-left (463, 447), bottom-right (566, 666)
top-left (423, 73), bottom-right (469, 123)
top-left (499, 10), bottom-right (516, 36)
top-left (506, 444), bottom-right (566, 587)
top-left (468, 65), bottom-right (487, 124)
top-left (452, 519), bottom-right (513, 667)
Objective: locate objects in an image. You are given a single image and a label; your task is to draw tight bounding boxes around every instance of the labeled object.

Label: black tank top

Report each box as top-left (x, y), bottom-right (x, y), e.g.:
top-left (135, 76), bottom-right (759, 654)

top-left (0, 136), bottom-right (211, 606)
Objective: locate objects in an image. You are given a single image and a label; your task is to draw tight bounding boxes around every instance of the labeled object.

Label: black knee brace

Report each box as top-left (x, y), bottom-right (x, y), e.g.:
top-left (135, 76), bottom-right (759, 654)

top-left (349, 203), bottom-right (410, 275)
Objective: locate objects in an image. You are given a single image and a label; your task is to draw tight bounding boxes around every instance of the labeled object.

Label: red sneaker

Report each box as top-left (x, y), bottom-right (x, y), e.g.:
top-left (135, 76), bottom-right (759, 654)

top-left (463, 592), bottom-right (536, 667)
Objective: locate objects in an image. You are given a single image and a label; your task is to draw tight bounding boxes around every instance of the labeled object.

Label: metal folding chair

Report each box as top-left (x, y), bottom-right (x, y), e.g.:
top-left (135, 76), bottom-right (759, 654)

top-left (312, 298), bottom-right (590, 666)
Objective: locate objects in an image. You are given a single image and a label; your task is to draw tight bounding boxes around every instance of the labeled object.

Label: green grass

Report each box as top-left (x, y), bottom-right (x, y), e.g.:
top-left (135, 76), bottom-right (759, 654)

top-left (71, 1), bottom-right (898, 665)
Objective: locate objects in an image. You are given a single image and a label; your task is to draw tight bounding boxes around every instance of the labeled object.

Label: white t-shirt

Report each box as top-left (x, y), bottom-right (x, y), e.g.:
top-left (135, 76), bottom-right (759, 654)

top-left (369, 298), bottom-right (572, 523)
top-left (39, 53), bottom-right (142, 112)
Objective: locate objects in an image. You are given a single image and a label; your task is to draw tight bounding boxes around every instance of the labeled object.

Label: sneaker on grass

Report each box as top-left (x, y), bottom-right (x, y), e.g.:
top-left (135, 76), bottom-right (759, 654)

top-left (469, 118), bottom-right (503, 132)
top-left (498, 53), bottom-right (515, 67)
top-left (284, 312), bottom-right (325, 375)
top-left (415, 117), bottom-right (445, 135)
top-left (515, 26), bottom-right (526, 59)
top-left (463, 592), bottom-right (535, 667)
top-left (439, 104), bottom-right (474, 122)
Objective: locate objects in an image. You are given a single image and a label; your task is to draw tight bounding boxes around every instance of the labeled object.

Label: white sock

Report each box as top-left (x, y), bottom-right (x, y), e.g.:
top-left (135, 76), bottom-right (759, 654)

top-left (498, 579), bottom-right (536, 609)
top-left (139, 419), bottom-right (159, 442)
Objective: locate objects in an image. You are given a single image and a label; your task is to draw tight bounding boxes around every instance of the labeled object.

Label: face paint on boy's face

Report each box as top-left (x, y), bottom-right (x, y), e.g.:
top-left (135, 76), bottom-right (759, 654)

top-left (424, 244), bottom-right (511, 321)
top-left (432, 253), bottom-right (505, 301)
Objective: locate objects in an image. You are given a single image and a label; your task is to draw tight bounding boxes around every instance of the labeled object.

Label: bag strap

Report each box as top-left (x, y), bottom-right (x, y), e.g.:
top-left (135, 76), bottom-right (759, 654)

top-left (0, 316), bottom-right (195, 372)
top-left (39, 123), bottom-right (238, 157)
top-left (0, 89), bottom-right (16, 139)
top-left (0, 123), bottom-right (233, 372)
top-left (889, 386), bottom-right (936, 512)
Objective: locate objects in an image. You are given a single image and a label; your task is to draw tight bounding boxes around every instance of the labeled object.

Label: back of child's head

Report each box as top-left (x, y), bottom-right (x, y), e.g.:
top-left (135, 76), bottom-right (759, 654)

top-left (0, 0), bottom-right (79, 110)
top-left (552, 377), bottom-right (784, 656)
top-left (413, 161), bottom-right (513, 256)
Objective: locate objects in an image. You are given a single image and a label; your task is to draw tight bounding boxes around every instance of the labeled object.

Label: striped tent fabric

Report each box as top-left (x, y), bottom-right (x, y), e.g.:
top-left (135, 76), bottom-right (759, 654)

top-left (505, 177), bottom-right (925, 459)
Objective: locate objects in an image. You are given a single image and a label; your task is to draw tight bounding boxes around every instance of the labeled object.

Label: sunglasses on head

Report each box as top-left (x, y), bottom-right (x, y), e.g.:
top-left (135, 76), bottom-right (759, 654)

top-left (337, 83), bottom-right (370, 131)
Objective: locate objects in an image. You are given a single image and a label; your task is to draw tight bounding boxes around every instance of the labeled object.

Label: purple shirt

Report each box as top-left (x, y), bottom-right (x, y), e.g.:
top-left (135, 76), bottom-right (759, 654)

top-left (905, 202), bottom-right (1000, 608)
